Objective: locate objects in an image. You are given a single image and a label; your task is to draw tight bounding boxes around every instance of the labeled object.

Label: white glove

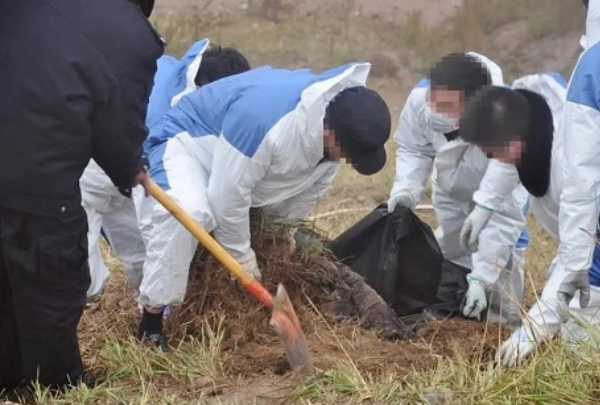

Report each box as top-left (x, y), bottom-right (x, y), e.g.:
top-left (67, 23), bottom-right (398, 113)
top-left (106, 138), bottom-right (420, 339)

top-left (557, 270), bottom-right (590, 321)
top-left (462, 276), bottom-right (487, 319)
top-left (236, 249), bottom-right (262, 281)
top-left (387, 191), bottom-right (414, 213)
top-left (459, 204), bottom-right (493, 252)
top-left (497, 327), bottom-right (538, 368)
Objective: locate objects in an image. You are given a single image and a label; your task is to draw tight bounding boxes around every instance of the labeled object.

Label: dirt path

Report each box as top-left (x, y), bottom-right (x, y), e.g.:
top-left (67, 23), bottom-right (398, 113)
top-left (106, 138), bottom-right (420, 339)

top-left (153, 0), bottom-right (459, 27)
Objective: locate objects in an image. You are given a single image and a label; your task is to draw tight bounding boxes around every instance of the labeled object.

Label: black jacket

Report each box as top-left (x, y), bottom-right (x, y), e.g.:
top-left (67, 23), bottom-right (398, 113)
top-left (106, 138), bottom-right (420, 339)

top-left (0, 0), bottom-right (164, 216)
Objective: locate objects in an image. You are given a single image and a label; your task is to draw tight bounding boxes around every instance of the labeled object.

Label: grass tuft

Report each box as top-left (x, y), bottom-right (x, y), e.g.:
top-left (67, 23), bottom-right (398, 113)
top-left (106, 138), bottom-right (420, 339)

top-left (2, 1), bottom-right (591, 404)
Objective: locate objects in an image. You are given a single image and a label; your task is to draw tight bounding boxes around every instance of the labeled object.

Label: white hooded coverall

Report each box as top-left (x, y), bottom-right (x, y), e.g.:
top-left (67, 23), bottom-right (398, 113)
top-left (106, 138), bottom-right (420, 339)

top-left (510, 72), bottom-right (600, 347)
top-left (556, 0), bottom-right (600, 338)
top-left (138, 63), bottom-right (371, 308)
top-left (81, 39), bottom-right (210, 300)
top-left (389, 52), bottom-right (529, 325)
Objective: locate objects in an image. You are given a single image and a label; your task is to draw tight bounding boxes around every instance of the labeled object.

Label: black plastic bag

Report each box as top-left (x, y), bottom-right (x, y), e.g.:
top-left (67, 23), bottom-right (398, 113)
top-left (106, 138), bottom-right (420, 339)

top-left (327, 204), bottom-right (469, 318)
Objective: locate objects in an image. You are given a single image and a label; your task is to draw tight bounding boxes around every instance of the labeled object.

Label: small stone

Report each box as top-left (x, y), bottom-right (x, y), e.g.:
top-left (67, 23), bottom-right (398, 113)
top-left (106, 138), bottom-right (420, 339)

top-left (194, 376), bottom-right (214, 388)
top-left (424, 386), bottom-right (454, 405)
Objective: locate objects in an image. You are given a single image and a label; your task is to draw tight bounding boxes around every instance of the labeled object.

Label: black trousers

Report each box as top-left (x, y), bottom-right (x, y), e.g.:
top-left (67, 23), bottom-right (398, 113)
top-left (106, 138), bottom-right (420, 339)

top-left (0, 204), bottom-right (90, 390)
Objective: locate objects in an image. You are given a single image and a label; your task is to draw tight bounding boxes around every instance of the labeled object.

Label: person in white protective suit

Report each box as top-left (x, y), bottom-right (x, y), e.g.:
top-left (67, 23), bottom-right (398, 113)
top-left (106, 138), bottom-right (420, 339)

top-left (387, 52), bottom-right (530, 325)
top-left (459, 71), bottom-right (600, 367)
top-left (557, 0), bottom-right (600, 350)
top-left (138, 62), bottom-right (391, 349)
top-left (81, 39), bottom-right (250, 302)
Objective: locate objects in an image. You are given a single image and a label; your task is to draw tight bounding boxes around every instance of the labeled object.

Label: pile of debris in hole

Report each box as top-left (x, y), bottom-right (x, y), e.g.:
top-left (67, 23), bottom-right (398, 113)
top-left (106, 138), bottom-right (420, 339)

top-left (163, 211), bottom-right (419, 345)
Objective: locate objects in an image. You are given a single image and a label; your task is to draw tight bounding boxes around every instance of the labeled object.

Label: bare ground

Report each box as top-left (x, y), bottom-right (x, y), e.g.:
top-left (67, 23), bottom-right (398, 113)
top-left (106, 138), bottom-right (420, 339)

top-left (153, 0), bottom-right (460, 27)
top-left (78, 218), bottom-right (514, 404)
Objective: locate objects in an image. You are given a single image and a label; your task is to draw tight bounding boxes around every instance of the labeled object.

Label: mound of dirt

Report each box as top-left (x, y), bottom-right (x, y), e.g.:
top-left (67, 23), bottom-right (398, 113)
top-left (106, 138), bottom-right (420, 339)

top-left (79, 213), bottom-right (511, 381)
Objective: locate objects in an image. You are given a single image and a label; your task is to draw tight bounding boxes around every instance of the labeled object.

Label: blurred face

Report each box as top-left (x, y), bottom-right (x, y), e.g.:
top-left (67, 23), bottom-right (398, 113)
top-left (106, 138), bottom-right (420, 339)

top-left (323, 128), bottom-right (344, 161)
top-left (479, 139), bottom-right (524, 165)
top-left (427, 86), bottom-right (464, 119)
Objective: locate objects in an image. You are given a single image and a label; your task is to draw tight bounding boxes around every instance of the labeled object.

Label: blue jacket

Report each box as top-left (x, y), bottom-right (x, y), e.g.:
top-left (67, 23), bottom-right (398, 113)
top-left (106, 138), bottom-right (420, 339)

top-left (145, 39), bottom-right (209, 150)
top-left (145, 63), bottom-right (371, 258)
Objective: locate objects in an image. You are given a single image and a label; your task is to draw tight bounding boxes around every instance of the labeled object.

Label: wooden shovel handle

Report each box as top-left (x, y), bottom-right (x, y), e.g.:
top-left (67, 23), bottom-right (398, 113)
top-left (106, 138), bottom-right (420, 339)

top-left (146, 178), bottom-right (274, 308)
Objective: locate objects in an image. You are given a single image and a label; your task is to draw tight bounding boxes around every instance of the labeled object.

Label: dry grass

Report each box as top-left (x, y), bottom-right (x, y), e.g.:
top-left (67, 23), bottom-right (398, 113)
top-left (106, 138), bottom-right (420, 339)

top-left (3, 0), bottom-right (594, 404)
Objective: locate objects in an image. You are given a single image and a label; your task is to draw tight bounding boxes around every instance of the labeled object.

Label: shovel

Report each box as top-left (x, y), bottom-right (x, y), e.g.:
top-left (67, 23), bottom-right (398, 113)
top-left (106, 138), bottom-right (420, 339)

top-left (146, 179), bottom-right (312, 371)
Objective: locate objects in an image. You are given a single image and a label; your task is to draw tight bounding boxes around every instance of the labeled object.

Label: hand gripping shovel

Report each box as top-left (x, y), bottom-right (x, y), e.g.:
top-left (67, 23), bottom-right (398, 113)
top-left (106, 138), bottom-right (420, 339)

top-left (147, 179), bottom-right (312, 371)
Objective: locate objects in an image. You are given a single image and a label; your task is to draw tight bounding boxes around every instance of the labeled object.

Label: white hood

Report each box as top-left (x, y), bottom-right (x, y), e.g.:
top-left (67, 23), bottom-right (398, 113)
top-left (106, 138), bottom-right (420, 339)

top-left (583, 0), bottom-right (600, 48)
top-left (466, 51), bottom-right (504, 86)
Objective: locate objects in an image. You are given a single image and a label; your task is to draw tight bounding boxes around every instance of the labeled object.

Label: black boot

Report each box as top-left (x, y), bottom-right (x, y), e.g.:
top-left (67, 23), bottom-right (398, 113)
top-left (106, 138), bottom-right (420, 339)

top-left (137, 308), bottom-right (169, 352)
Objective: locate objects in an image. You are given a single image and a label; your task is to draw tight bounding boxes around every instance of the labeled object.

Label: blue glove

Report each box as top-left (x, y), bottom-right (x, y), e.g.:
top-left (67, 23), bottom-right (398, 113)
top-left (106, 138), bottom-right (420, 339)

top-left (460, 204), bottom-right (494, 252)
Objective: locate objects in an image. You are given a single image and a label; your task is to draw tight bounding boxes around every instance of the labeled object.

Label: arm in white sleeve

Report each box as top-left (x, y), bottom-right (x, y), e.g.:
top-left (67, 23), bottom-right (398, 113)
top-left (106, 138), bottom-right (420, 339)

top-left (263, 161), bottom-right (339, 224)
top-left (472, 159), bottom-right (521, 211)
top-left (558, 102), bottom-right (600, 272)
top-left (207, 137), bottom-right (271, 259)
top-left (522, 257), bottom-right (565, 340)
top-left (470, 207), bottom-right (526, 286)
top-left (390, 92), bottom-right (435, 208)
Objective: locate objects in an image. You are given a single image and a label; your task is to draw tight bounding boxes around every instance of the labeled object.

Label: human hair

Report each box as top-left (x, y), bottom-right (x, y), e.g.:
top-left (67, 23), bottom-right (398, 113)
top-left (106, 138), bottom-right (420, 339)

top-left (459, 85), bottom-right (530, 146)
top-left (513, 88), bottom-right (554, 197)
top-left (460, 85), bottom-right (554, 197)
top-left (428, 53), bottom-right (492, 98)
top-left (194, 46), bottom-right (251, 86)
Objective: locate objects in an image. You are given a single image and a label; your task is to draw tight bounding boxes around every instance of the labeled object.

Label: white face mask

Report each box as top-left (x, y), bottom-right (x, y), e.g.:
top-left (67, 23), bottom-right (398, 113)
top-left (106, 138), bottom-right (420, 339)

top-left (426, 106), bottom-right (459, 134)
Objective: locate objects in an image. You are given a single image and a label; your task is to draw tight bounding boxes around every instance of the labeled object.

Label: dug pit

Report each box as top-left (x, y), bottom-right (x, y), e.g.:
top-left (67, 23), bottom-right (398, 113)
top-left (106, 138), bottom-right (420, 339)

top-left (79, 214), bottom-right (511, 389)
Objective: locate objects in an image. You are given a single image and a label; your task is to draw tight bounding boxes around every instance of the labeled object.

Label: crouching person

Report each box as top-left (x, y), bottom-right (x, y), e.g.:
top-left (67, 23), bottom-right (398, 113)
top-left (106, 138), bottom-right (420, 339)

top-left (388, 52), bottom-right (529, 326)
top-left (137, 62), bottom-right (391, 349)
top-left (459, 71), bottom-right (600, 367)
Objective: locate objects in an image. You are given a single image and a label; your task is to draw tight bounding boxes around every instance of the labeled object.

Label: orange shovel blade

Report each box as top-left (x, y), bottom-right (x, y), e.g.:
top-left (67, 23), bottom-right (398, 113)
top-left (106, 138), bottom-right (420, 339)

top-left (269, 283), bottom-right (313, 372)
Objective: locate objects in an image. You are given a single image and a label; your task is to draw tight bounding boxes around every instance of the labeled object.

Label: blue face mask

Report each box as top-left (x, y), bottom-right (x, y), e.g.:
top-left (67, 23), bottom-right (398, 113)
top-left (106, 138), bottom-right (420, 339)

top-left (426, 105), bottom-right (459, 134)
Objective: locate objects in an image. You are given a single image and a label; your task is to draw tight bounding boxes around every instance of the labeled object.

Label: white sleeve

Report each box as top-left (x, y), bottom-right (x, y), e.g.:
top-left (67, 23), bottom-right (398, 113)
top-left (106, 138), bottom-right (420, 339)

top-left (263, 162), bottom-right (339, 223)
top-left (523, 257), bottom-right (564, 340)
top-left (472, 159), bottom-right (521, 211)
top-left (470, 201), bottom-right (526, 286)
top-left (587, 0), bottom-right (600, 48)
top-left (558, 102), bottom-right (600, 271)
top-left (389, 92), bottom-right (435, 208)
top-left (207, 136), bottom-right (271, 259)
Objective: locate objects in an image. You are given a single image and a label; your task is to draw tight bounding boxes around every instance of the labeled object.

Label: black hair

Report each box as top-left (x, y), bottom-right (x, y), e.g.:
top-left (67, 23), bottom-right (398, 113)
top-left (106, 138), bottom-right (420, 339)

top-left (513, 89), bottom-right (554, 197)
top-left (459, 85), bottom-right (530, 145)
top-left (194, 46), bottom-right (251, 87)
top-left (583, 0), bottom-right (589, 10)
top-left (459, 85), bottom-right (553, 197)
top-left (428, 53), bottom-right (492, 98)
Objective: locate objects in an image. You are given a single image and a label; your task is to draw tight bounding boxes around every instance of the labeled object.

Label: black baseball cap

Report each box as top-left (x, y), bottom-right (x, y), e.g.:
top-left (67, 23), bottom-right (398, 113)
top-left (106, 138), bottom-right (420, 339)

top-left (325, 86), bottom-right (391, 175)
